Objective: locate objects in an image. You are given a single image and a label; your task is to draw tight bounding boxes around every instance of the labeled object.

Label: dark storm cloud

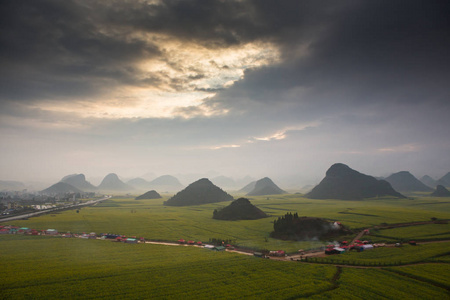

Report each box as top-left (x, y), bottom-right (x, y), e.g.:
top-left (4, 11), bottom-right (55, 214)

top-left (2, 0), bottom-right (449, 105)
top-left (0, 0), bottom-right (161, 102)
top-left (204, 0), bottom-right (450, 114)
top-left (0, 0), bottom-right (349, 105)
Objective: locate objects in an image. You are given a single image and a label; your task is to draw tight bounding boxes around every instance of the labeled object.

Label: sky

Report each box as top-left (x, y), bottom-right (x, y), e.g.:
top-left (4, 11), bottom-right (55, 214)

top-left (1, 0), bottom-right (449, 187)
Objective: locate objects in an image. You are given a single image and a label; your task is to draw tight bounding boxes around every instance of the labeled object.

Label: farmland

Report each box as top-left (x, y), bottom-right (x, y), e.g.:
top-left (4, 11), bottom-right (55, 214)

top-left (8, 195), bottom-right (450, 252)
top-left (369, 223), bottom-right (450, 242)
top-left (1, 235), bottom-right (336, 299)
top-left (313, 241), bottom-right (450, 266)
top-left (2, 194), bottom-right (450, 298)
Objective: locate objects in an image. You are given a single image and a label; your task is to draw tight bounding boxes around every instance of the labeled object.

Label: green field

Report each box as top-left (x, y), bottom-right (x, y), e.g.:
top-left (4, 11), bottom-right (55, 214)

top-left (7, 195), bottom-right (450, 252)
top-left (314, 242), bottom-right (450, 265)
top-left (2, 195), bottom-right (450, 299)
top-left (1, 235), bottom-right (448, 299)
top-left (310, 267), bottom-right (449, 299)
top-left (1, 235), bottom-right (336, 299)
top-left (369, 223), bottom-right (450, 242)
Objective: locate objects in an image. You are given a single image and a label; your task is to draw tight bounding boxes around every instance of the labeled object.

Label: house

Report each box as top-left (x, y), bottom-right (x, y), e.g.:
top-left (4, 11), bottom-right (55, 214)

top-left (0, 228), bottom-right (9, 234)
top-left (212, 246), bottom-right (226, 251)
top-left (269, 250), bottom-right (286, 257)
top-left (125, 238), bottom-right (138, 244)
top-left (361, 244), bottom-right (374, 250)
top-left (104, 234), bottom-right (120, 239)
top-left (225, 244), bottom-right (234, 250)
top-left (325, 248), bottom-right (339, 255)
top-left (45, 229), bottom-right (58, 235)
top-left (253, 252), bottom-right (266, 258)
top-left (18, 227), bottom-right (31, 234)
top-left (178, 239), bottom-right (186, 244)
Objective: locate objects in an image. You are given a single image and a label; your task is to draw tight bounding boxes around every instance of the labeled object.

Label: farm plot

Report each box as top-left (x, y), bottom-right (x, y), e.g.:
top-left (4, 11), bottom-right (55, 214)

top-left (0, 235), bottom-right (335, 299)
top-left (369, 223), bottom-right (450, 242)
top-left (385, 264), bottom-right (450, 290)
top-left (309, 268), bottom-right (449, 299)
top-left (314, 242), bottom-right (450, 266)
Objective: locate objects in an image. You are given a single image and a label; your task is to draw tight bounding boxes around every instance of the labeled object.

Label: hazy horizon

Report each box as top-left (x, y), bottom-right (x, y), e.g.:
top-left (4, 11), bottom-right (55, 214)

top-left (1, 1), bottom-right (449, 186)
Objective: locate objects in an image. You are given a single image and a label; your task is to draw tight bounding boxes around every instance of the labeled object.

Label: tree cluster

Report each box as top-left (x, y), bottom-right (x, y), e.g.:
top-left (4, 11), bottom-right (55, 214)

top-left (273, 212), bottom-right (299, 234)
top-left (208, 238), bottom-right (235, 246)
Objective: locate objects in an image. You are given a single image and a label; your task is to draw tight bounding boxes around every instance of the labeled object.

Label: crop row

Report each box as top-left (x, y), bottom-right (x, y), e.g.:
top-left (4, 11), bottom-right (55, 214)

top-left (313, 242), bottom-right (450, 265)
top-left (309, 268), bottom-right (448, 299)
top-left (1, 235), bottom-right (337, 299)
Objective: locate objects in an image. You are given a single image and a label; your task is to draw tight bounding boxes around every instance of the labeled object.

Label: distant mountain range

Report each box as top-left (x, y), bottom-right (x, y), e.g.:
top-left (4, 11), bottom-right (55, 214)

top-left (127, 175), bottom-right (183, 192)
top-left (0, 180), bottom-right (25, 191)
top-left (7, 169), bottom-right (447, 196)
top-left (306, 163), bottom-right (405, 200)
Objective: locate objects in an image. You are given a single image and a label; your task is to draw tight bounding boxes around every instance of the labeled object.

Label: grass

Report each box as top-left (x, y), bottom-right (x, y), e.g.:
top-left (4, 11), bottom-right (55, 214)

top-left (314, 242), bottom-right (450, 265)
top-left (385, 264), bottom-right (450, 289)
top-left (6, 195), bottom-right (450, 252)
top-left (0, 235), bottom-right (335, 299)
top-left (309, 268), bottom-right (449, 299)
top-left (2, 195), bottom-right (450, 299)
top-left (369, 223), bottom-right (450, 242)
top-left (2, 235), bottom-right (448, 299)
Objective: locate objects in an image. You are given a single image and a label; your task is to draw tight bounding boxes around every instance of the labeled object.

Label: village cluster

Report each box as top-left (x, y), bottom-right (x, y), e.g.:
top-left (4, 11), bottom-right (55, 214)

top-left (0, 223), bottom-right (419, 260)
top-left (0, 224), bottom-right (244, 252)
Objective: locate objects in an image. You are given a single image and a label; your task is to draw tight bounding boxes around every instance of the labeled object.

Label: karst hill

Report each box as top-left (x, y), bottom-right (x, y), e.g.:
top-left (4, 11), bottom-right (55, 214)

top-left (246, 177), bottom-right (286, 196)
top-left (213, 198), bottom-right (268, 220)
top-left (420, 175), bottom-right (437, 188)
top-left (148, 175), bottom-right (184, 192)
top-left (163, 178), bottom-right (233, 206)
top-left (385, 171), bottom-right (433, 193)
top-left (437, 172), bottom-right (450, 187)
top-left (431, 185), bottom-right (450, 197)
top-left (98, 173), bottom-right (133, 192)
top-left (306, 163), bottom-right (405, 200)
top-left (239, 181), bottom-right (256, 194)
top-left (135, 190), bottom-right (162, 200)
top-left (127, 178), bottom-right (152, 190)
top-left (41, 182), bottom-right (83, 194)
top-left (61, 174), bottom-right (97, 191)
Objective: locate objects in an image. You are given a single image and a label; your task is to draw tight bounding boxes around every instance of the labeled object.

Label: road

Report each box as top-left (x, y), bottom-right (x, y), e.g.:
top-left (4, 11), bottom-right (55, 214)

top-left (0, 196), bottom-right (111, 223)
